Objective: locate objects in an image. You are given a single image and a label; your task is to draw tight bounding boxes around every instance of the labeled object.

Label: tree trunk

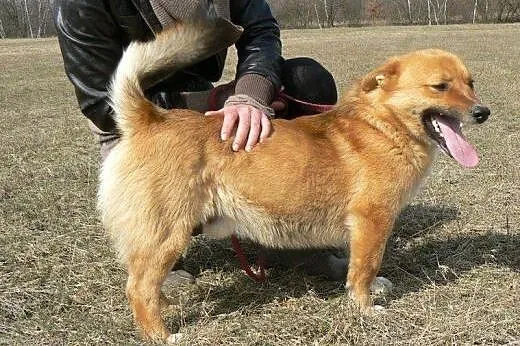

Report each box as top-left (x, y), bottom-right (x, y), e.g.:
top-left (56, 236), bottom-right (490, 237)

top-left (0, 18), bottom-right (6, 39)
top-left (38, 7), bottom-right (49, 37)
top-left (37, 0), bottom-right (42, 38)
top-left (314, 2), bottom-right (323, 28)
top-left (427, 0), bottom-right (432, 25)
top-left (497, 1), bottom-right (505, 22)
top-left (323, 0), bottom-right (330, 27)
top-left (432, 0), bottom-right (439, 24)
top-left (23, 0), bottom-right (33, 38)
top-left (407, 0), bottom-right (412, 24)
top-left (509, 1), bottom-right (520, 22)
top-left (327, 0), bottom-right (338, 27)
top-left (443, 0), bottom-right (448, 24)
top-left (360, 0), bottom-right (365, 24)
top-left (472, 0), bottom-right (478, 24)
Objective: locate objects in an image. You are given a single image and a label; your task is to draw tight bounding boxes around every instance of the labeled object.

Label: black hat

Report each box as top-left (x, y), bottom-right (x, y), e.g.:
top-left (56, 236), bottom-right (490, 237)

top-left (281, 57), bottom-right (337, 105)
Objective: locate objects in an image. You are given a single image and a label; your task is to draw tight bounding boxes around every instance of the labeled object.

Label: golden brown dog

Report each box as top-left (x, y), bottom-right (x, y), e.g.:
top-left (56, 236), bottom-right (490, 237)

top-left (98, 14), bottom-right (489, 343)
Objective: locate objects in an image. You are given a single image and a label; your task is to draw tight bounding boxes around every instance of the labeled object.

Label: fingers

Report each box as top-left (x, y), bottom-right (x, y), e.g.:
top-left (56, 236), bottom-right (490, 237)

top-left (259, 113), bottom-right (271, 143)
top-left (204, 110), bottom-right (222, 117)
top-left (220, 109), bottom-right (238, 141)
top-left (207, 105), bottom-right (272, 152)
top-left (245, 109), bottom-right (262, 152)
top-left (233, 106), bottom-right (251, 151)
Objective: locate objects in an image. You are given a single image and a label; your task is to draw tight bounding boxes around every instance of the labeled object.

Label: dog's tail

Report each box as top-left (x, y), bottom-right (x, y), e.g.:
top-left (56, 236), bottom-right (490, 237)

top-left (109, 5), bottom-right (242, 135)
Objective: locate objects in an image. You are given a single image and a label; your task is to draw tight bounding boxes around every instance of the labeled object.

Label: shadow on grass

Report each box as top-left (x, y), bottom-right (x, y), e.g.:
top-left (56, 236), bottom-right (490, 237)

top-left (175, 202), bottom-right (518, 323)
top-left (385, 229), bottom-right (520, 301)
top-left (383, 203), bottom-right (520, 300)
top-left (394, 203), bottom-right (460, 239)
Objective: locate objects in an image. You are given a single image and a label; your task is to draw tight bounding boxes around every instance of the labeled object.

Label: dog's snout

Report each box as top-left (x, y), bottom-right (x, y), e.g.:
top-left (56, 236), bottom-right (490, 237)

top-left (471, 104), bottom-right (490, 124)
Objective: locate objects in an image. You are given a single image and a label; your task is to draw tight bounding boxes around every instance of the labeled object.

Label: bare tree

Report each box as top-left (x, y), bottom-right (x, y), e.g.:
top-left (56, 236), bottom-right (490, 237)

top-left (499, 0), bottom-right (520, 22)
top-left (0, 18), bottom-right (6, 38)
top-left (267, 0), bottom-right (520, 27)
top-left (2, 0), bottom-right (519, 37)
top-left (322, 0), bottom-right (340, 26)
top-left (473, 0), bottom-right (478, 23)
top-left (427, 0), bottom-right (432, 25)
top-left (432, 0), bottom-right (440, 24)
top-left (23, 0), bottom-right (34, 38)
top-left (407, 0), bottom-right (413, 23)
top-left (36, 0), bottom-right (50, 38)
top-left (0, 0), bottom-right (55, 38)
top-left (314, 1), bottom-right (323, 28)
top-left (442, 0), bottom-right (448, 24)
top-left (323, 0), bottom-right (329, 25)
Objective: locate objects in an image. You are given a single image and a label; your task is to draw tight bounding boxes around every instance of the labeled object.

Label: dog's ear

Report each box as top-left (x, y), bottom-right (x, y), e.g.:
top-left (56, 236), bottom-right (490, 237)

top-left (361, 59), bottom-right (400, 92)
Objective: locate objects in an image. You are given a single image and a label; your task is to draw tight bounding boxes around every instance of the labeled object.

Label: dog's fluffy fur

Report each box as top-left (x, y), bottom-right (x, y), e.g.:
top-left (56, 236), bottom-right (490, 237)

top-left (98, 14), bottom-right (487, 343)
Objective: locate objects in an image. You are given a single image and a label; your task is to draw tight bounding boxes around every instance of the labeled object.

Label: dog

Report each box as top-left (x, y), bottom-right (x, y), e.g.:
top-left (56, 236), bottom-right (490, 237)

top-left (98, 13), bottom-right (490, 343)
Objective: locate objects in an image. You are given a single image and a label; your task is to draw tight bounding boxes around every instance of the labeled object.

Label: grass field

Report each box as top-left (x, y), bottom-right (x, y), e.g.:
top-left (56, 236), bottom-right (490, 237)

top-left (1, 24), bottom-right (519, 345)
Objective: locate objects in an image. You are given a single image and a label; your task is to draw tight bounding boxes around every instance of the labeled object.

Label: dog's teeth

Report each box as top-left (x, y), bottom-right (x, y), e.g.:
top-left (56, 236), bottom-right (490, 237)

top-left (432, 119), bottom-right (441, 133)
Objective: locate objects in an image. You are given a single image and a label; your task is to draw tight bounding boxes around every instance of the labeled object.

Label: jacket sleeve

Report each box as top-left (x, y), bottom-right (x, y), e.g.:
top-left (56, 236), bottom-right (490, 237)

top-left (54, 0), bottom-right (123, 132)
top-left (231, 0), bottom-right (284, 106)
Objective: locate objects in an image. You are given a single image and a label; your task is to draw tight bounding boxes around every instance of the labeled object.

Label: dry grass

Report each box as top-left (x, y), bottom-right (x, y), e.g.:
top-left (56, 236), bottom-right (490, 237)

top-left (1, 24), bottom-right (519, 345)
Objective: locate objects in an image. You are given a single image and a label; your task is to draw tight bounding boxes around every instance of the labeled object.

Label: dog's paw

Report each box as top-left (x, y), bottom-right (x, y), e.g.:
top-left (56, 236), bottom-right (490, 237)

top-left (370, 276), bottom-right (393, 295)
top-left (166, 333), bottom-right (183, 344)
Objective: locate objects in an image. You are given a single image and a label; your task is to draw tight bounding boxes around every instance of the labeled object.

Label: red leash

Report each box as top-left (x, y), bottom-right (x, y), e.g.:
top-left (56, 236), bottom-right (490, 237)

top-left (230, 234), bottom-right (266, 282)
top-left (278, 91), bottom-right (335, 113)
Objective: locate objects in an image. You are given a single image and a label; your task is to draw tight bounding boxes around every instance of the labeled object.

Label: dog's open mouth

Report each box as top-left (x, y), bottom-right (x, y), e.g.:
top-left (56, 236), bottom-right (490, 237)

top-left (422, 108), bottom-right (479, 168)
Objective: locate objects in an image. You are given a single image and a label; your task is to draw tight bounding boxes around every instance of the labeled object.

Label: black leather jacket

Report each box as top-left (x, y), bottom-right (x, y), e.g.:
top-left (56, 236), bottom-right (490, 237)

top-left (54, 0), bottom-right (283, 132)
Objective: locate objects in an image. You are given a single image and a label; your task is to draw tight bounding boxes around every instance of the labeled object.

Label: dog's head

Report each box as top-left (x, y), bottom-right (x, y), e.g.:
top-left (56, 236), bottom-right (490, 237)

top-left (359, 49), bottom-right (489, 168)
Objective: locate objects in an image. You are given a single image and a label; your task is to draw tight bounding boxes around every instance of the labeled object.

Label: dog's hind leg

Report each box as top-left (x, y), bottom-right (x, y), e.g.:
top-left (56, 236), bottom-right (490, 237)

top-left (345, 211), bottom-right (393, 310)
top-left (125, 224), bottom-right (192, 343)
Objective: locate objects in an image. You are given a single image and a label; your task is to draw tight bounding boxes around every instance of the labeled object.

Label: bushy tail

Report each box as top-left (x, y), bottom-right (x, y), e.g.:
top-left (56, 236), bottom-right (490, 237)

top-left (109, 8), bottom-right (242, 135)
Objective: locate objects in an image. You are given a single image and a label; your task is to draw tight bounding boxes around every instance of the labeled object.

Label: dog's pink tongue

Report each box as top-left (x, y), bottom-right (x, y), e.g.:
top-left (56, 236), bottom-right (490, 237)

top-left (436, 116), bottom-right (479, 168)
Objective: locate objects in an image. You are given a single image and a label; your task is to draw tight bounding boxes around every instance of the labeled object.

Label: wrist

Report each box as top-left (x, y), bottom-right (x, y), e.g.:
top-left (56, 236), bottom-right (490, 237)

top-left (234, 74), bottom-right (276, 107)
top-left (224, 94), bottom-right (275, 119)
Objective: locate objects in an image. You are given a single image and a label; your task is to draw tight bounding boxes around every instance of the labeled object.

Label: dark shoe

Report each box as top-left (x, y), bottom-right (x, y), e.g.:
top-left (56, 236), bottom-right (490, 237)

top-left (164, 269), bottom-right (196, 286)
top-left (262, 248), bottom-right (347, 281)
top-left (166, 257), bottom-right (196, 285)
top-left (301, 251), bottom-right (347, 281)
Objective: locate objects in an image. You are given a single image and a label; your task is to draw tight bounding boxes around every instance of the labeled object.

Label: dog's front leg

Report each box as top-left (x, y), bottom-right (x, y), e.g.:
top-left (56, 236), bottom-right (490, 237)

top-left (345, 212), bottom-right (393, 310)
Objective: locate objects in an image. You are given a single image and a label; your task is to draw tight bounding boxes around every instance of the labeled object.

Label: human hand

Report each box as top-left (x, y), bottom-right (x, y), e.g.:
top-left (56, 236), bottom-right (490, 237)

top-left (205, 104), bottom-right (271, 152)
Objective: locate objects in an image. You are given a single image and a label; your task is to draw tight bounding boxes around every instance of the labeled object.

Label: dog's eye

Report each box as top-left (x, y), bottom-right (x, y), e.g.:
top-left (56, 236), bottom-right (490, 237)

top-left (431, 83), bottom-right (449, 91)
top-left (468, 80), bottom-right (474, 89)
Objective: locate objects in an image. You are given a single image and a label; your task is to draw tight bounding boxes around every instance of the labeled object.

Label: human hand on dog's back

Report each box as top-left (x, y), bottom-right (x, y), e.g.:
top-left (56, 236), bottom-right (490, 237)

top-left (205, 104), bottom-right (271, 152)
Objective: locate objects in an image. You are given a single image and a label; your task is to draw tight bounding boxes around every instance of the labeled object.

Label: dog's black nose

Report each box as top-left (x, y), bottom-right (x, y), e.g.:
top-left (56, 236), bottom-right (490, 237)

top-left (471, 104), bottom-right (490, 124)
